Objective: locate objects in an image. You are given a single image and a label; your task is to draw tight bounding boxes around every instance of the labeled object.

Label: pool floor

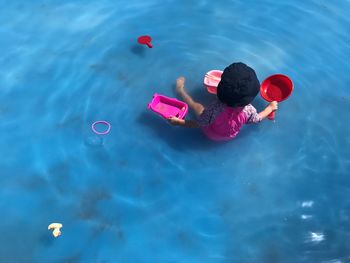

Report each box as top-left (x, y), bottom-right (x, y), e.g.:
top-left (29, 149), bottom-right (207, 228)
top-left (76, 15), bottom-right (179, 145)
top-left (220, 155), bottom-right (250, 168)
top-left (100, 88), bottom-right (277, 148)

top-left (0, 0), bottom-right (349, 262)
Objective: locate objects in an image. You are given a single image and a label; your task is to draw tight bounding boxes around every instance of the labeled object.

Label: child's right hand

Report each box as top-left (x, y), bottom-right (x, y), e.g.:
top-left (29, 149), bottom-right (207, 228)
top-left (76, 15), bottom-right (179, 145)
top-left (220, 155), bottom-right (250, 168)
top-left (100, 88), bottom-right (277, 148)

top-left (269, 101), bottom-right (278, 111)
top-left (167, 116), bottom-right (184, 126)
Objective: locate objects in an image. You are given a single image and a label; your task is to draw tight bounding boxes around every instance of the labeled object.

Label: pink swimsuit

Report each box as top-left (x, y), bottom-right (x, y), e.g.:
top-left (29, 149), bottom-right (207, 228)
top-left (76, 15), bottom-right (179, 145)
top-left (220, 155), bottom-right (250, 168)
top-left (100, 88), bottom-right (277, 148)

top-left (197, 100), bottom-right (261, 141)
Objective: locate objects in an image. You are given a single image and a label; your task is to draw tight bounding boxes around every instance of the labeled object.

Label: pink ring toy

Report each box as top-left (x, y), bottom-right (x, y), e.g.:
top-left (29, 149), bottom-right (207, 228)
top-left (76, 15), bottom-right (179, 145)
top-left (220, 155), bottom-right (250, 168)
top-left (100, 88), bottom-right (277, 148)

top-left (91, 121), bottom-right (111, 135)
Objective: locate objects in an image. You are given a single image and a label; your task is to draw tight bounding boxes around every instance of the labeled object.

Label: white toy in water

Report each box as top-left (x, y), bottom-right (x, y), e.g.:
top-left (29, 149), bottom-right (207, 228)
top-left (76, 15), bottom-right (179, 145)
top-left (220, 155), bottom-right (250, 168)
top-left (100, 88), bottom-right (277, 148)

top-left (48, 223), bottom-right (62, 238)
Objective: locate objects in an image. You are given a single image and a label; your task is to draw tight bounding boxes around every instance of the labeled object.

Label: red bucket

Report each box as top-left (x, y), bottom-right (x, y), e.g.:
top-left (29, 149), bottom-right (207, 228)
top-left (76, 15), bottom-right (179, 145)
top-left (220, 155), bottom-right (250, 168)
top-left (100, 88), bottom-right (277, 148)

top-left (260, 74), bottom-right (293, 120)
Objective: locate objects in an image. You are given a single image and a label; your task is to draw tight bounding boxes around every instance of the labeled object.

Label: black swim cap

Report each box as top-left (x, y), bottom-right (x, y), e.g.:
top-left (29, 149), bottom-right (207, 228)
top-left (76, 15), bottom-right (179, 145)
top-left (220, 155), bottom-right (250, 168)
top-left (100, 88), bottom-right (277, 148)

top-left (217, 62), bottom-right (260, 107)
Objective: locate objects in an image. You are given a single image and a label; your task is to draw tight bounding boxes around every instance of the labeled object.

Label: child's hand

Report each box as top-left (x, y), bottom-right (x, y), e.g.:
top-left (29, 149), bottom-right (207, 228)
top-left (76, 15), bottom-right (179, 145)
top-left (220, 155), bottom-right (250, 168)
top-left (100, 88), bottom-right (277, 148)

top-left (167, 116), bottom-right (184, 126)
top-left (269, 101), bottom-right (278, 111)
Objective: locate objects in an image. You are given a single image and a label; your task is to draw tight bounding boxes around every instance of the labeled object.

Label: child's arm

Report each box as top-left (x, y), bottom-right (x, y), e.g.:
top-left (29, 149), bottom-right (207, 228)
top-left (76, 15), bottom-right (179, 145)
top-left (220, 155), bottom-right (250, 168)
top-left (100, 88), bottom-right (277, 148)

top-left (167, 117), bottom-right (199, 128)
top-left (258, 101), bottom-right (278, 120)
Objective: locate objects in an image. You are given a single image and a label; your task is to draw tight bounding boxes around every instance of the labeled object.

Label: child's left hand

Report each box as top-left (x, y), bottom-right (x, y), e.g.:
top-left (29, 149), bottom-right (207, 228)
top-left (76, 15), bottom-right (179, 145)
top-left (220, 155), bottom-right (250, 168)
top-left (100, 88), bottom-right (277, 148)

top-left (167, 116), bottom-right (184, 126)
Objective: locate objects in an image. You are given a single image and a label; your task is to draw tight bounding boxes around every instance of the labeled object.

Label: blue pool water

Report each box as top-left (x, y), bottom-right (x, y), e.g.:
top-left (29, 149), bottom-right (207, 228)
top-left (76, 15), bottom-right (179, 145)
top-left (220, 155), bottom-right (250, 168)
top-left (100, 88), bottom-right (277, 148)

top-left (0, 0), bottom-right (350, 262)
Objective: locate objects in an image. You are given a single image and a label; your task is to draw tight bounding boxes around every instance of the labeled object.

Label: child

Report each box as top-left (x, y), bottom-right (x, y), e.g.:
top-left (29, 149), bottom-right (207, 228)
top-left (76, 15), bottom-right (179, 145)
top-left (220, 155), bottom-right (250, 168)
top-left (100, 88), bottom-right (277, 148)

top-left (168, 62), bottom-right (278, 141)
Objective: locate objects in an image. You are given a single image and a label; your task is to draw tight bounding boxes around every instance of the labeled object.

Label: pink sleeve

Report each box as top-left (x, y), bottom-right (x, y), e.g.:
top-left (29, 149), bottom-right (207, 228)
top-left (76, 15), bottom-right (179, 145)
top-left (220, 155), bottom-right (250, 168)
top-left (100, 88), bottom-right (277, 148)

top-left (243, 104), bottom-right (262, 124)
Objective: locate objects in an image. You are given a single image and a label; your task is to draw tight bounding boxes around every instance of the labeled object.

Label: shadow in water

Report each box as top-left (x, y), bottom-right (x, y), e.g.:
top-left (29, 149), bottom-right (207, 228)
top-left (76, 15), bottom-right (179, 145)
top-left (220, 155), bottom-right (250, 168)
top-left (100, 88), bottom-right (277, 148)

top-left (57, 253), bottom-right (82, 263)
top-left (138, 111), bottom-right (222, 152)
top-left (77, 188), bottom-right (112, 220)
top-left (130, 44), bottom-right (146, 57)
top-left (48, 162), bottom-right (72, 195)
top-left (39, 233), bottom-right (55, 247)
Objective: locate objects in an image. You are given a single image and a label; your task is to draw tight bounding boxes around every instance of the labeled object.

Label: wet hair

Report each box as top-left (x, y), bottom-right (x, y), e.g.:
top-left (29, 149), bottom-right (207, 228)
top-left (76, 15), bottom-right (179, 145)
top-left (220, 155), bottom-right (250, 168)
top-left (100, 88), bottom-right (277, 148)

top-left (217, 62), bottom-right (260, 107)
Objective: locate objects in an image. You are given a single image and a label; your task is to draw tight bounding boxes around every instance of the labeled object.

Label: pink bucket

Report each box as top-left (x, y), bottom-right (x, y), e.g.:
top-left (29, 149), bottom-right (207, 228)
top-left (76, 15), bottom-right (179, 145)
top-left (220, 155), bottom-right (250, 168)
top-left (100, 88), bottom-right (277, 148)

top-left (203, 70), bottom-right (223, 94)
top-left (148, 94), bottom-right (188, 119)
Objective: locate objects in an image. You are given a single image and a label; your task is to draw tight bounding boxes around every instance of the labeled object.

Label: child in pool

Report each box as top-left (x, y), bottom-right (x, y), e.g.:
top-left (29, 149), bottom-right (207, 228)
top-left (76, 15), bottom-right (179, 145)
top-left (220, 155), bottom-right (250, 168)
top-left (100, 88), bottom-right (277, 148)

top-left (168, 62), bottom-right (278, 141)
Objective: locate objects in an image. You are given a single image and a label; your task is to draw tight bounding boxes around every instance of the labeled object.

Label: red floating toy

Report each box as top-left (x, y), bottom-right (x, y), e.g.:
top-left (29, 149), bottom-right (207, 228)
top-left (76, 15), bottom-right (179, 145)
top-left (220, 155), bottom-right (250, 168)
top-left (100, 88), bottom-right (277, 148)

top-left (137, 35), bottom-right (153, 48)
top-left (260, 74), bottom-right (293, 120)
